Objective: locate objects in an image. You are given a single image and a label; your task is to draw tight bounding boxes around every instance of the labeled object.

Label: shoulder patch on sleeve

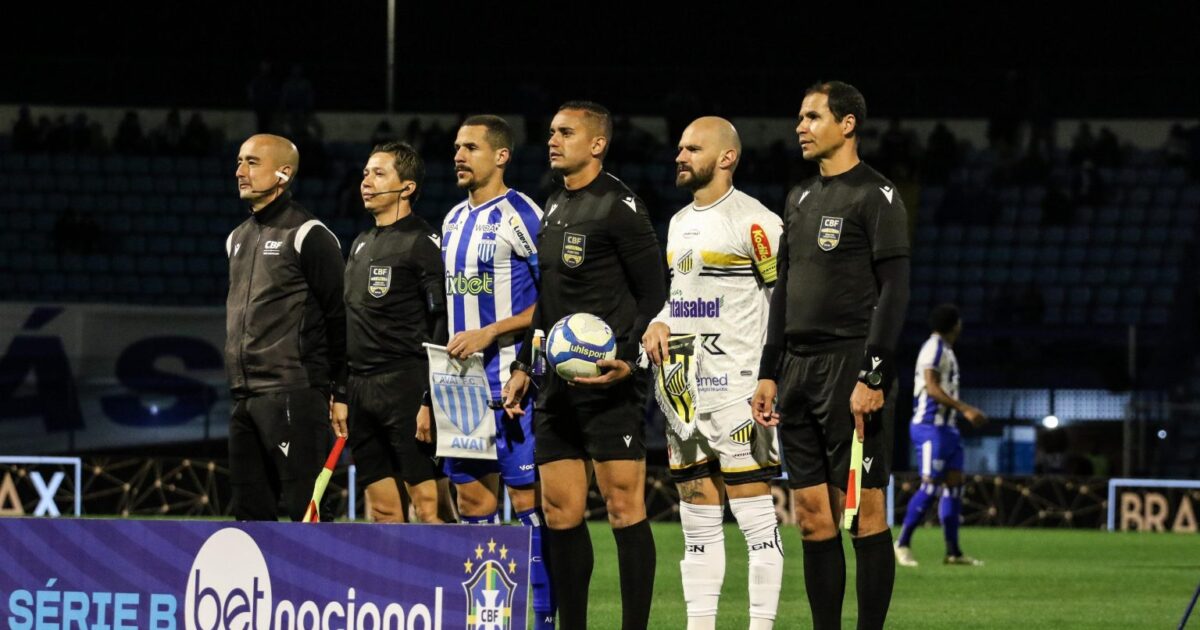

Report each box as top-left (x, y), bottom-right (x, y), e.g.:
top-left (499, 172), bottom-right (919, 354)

top-left (879, 186), bottom-right (895, 204)
top-left (295, 219), bottom-right (339, 254)
top-left (621, 195), bottom-right (638, 213)
top-left (749, 223), bottom-right (777, 283)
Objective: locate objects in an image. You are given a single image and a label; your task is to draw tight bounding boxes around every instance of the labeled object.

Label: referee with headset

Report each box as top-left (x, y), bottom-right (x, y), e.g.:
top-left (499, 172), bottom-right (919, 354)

top-left (343, 141), bottom-right (449, 523)
top-left (226, 133), bottom-right (346, 521)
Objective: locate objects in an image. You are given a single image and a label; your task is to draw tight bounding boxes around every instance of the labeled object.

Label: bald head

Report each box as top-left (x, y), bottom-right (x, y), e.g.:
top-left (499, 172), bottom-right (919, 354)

top-left (236, 134), bottom-right (301, 209)
top-left (675, 117), bottom-right (741, 195)
top-left (242, 134), bottom-right (300, 182)
top-left (687, 116), bottom-right (741, 157)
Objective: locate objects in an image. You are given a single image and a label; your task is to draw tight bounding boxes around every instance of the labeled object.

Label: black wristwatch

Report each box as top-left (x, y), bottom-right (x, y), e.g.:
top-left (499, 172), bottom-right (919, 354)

top-left (858, 368), bottom-right (883, 389)
top-left (510, 360), bottom-right (532, 376)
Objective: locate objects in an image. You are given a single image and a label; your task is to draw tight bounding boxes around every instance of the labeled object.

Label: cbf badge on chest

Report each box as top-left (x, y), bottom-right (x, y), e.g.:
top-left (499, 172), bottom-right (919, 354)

top-left (368, 265), bottom-right (392, 298)
top-left (818, 216), bottom-right (843, 251)
top-left (562, 232), bottom-right (586, 268)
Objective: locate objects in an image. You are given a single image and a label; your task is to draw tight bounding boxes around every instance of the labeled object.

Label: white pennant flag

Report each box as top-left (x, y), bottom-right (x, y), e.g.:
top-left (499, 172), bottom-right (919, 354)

top-left (423, 343), bottom-right (497, 460)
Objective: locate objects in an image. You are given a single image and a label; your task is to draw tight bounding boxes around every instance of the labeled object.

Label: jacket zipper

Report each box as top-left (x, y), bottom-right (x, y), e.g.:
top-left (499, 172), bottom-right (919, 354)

top-left (239, 227), bottom-right (262, 389)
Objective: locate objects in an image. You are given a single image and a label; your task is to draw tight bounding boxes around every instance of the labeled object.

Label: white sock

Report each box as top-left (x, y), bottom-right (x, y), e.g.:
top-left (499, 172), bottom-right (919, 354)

top-left (679, 501), bottom-right (726, 623)
top-left (730, 494), bottom-right (783, 624)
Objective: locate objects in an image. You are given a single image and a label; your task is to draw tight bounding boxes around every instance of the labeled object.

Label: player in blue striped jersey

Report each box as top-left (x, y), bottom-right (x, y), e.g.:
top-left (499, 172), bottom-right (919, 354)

top-left (430, 115), bottom-right (554, 627)
top-left (895, 304), bottom-right (987, 567)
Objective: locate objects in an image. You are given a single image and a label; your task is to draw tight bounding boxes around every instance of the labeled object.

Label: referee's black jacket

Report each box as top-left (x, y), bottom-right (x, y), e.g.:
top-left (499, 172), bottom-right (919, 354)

top-left (224, 191), bottom-right (348, 401)
top-left (518, 171), bottom-right (666, 365)
top-left (344, 212), bottom-right (448, 376)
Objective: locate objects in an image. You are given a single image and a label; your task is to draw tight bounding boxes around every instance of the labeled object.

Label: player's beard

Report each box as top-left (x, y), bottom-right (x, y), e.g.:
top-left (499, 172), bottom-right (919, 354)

top-left (455, 168), bottom-right (475, 190)
top-left (676, 162), bottom-right (715, 191)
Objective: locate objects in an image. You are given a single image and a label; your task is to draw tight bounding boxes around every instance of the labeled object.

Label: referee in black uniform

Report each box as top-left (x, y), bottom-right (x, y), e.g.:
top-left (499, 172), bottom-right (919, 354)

top-left (344, 141), bottom-right (448, 523)
top-left (752, 82), bottom-right (910, 629)
top-left (226, 133), bottom-right (346, 521)
top-left (503, 101), bottom-right (667, 629)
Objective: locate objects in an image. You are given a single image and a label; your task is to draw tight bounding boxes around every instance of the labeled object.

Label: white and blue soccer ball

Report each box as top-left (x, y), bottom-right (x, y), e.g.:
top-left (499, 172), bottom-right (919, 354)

top-left (545, 313), bottom-right (617, 380)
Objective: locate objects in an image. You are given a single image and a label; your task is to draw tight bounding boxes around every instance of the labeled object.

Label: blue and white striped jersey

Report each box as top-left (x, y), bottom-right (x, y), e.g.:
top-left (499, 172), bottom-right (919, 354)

top-left (441, 188), bottom-right (542, 397)
top-left (911, 333), bottom-right (960, 427)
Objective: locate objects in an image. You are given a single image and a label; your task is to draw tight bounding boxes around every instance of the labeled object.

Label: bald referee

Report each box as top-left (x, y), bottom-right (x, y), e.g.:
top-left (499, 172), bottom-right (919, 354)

top-left (752, 81), bottom-right (910, 629)
top-left (226, 134), bottom-right (345, 521)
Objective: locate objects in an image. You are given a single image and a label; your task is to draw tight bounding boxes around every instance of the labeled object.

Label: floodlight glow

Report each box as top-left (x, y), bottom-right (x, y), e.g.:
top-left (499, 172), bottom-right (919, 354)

top-left (1042, 415), bottom-right (1060, 429)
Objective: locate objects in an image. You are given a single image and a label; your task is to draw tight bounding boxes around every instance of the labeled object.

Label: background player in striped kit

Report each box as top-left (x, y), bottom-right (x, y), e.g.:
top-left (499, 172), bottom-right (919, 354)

top-left (895, 304), bottom-right (987, 567)
top-left (430, 115), bottom-right (554, 628)
top-left (642, 117), bottom-right (784, 630)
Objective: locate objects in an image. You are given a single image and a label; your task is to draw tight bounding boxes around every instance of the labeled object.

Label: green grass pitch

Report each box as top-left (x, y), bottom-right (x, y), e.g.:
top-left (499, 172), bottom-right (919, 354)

top-left (576, 522), bottom-right (1198, 629)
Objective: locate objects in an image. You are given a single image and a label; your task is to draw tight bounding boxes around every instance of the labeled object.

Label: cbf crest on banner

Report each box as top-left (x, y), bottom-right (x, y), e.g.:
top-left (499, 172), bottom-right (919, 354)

top-left (424, 343), bottom-right (498, 460)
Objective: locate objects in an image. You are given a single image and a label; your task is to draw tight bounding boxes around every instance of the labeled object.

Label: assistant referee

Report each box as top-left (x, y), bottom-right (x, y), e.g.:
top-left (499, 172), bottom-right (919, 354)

top-left (751, 81), bottom-right (911, 630)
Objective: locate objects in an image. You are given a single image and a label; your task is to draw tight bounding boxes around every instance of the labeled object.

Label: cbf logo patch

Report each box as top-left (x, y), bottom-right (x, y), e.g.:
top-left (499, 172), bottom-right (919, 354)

top-left (677, 249), bottom-right (695, 274)
top-left (462, 538), bottom-right (520, 629)
top-left (562, 232), bottom-right (586, 268)
top-left (729, 419), bottom-right (755, 445)
top-left (818, 216), bottom-right (843, 251)
top-left (368, 265), bottom-right (391, 298)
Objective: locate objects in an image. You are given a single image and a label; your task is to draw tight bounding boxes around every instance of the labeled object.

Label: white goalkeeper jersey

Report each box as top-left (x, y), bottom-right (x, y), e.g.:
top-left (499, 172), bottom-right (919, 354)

top-left (652, 187), bottom-right (783, 412)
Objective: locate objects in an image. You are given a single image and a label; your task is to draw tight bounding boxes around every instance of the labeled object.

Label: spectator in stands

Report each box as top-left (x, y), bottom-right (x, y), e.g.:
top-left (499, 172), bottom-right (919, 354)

top-left (1071, 158), bottom-right (1105, 206)
top-left (1068, 122), bottom-right (1095, 166)
top-left (114, 110), bottom-right (147, 154)
top-left (878, 117), bottom-right (917, 180)
top-left (281, 64), bottom-right (316, 138)
top-left (182, 113), bottom-right (212, 156)
top-left (370, 119), bottom-right (396, 147)
top-left (45, 115), bottom-right (72, 152)
top-left (1093, 127), bottom-right (1122, 168)
top-left (922, 122), bottom-right (959, 185)
top-left (1164, 123), bottom-right (1190, 168)
top-left (11, 106), bottom-right (37, 152)
top-left (247, 60), bottom-right (279, 133)
top-left (152, 109), bottom-right (184, 155)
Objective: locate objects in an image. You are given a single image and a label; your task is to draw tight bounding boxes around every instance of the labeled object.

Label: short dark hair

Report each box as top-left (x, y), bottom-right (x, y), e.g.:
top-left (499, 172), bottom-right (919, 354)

top-left (371, 141), bottom-right (424, 201)
top-left (557, 100), bottom-right (613, 143)
top-left (929, 303), bottom-right (961, 334)
top-left (805, 81), bottom-right (867, 137)
top-left (461, 114), bottom-right (513, 152)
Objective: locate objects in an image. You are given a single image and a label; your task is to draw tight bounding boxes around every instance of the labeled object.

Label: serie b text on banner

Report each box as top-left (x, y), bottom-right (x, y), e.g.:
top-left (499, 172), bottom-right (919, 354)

top-left (424, 343), bottom-right (497, 460)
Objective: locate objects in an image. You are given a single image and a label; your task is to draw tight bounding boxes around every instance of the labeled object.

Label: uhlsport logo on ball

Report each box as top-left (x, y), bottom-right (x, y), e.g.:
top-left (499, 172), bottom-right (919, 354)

top-left (545, 313), bottom-right (617, 380)
top-left (186, 528), bottom-right (273, 630)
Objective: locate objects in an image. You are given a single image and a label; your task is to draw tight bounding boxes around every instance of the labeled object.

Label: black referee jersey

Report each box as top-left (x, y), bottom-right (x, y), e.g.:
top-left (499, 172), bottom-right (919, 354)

top-left (344, 213), bottom-right (448, 375)
top-left (518, 171), bottom-right (666, 364)
top-left (777, 161), bottom-right (909, 345)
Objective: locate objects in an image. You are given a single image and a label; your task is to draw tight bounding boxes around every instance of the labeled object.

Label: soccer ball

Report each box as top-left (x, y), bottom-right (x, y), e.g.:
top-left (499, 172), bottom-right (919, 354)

top-left (545, 313), bottom-right (617, 380)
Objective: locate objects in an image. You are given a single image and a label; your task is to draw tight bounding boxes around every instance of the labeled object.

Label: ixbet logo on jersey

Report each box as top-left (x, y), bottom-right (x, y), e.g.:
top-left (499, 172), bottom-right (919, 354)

top-left (461, 537), bottom-right (521, 630)
top-left (818, 216), bottom-right (843, 251)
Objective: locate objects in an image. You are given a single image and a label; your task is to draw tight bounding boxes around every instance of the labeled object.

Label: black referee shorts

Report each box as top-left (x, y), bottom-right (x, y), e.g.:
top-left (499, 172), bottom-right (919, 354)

top-left (534, 370), bottom-right (650, 464)
top-left (228, 387), bottom-right (336, 521)
top-left (776, 338), bottom-right (895, 491)
top-left (347, 364), bottom-right (441, 488)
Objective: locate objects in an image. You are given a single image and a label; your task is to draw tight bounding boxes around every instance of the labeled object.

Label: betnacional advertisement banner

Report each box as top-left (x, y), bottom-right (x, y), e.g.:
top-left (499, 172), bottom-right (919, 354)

top-left (0, 520), bottom-right (531, 629)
